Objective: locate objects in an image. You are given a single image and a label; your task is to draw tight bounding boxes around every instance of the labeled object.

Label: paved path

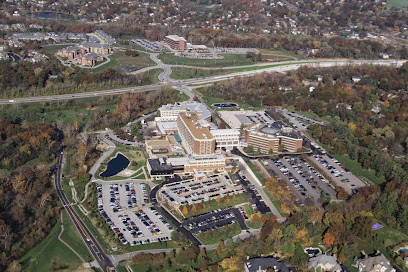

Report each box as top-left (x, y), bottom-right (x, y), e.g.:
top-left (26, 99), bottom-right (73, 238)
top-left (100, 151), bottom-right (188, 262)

top-left (89, 134), bottom-right (115, 178)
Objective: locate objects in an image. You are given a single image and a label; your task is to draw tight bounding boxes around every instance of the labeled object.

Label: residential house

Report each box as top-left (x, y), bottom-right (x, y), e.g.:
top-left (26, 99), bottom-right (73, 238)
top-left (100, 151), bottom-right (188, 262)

top-left (356, 254), bottom-right (395, 272)
top-left (244, 257), bottom-right (294, 272)
top-left (308, 254), bottom-right (342, 272)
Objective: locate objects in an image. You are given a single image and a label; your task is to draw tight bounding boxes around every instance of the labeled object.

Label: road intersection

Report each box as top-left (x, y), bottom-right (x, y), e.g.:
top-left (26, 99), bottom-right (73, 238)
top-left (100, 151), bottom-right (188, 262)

top-left (1, 59), bottom-right (405, 105)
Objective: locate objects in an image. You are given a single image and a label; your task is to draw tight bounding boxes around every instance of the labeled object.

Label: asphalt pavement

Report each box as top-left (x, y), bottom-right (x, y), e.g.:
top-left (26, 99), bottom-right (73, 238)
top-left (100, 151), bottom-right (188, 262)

top-left (54, 149), bottom-right (116, 272)
top-left (1, 59), bottom-right (405, 105)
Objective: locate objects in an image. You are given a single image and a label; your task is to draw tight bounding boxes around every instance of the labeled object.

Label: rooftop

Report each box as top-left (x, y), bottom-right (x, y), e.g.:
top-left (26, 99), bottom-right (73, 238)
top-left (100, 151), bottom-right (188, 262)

top-left (179, 112), bottom-right (214, 140)
top-left (165, 35), bottom-right (186, 42)
top-left (245, 257), bottom-right (293, 272)
top-left (246, 121), bottom-right (301, 139)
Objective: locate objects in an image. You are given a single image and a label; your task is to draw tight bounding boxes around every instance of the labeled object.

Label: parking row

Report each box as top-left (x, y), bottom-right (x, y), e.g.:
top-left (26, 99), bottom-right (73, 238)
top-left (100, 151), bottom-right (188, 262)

top-left (183, 208), bottom-right (238, 235)
top-left (160, 176), bottom-right (244, 205)
top-left (98, 182), bottom-right (173, 247)
top-left (131, 39), bottom-right (167, 52)
top-left (234, 172), bottom-right (270, 214)
top-left (309, 154), bottom-right (365, 194)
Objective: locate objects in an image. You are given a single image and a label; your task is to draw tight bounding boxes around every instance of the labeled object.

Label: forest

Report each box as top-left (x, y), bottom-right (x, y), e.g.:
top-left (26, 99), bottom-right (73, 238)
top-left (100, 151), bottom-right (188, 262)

top-left (0, 59), bottom-right (153, 98)
top-left (0, 120), bottom-right (62, 271)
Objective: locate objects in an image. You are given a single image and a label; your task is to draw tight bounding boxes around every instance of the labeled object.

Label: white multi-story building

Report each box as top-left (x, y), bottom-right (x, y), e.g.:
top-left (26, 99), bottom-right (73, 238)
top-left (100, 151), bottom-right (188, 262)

top-left (155, 102), bottom-right (211, 122)
top-left (210, 129), bottom-right (240, 150)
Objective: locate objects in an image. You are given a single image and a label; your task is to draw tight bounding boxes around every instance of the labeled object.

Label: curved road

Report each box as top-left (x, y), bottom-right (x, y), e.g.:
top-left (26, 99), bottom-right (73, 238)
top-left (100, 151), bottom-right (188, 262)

top-left (1, 59), bottom-right (405, 105)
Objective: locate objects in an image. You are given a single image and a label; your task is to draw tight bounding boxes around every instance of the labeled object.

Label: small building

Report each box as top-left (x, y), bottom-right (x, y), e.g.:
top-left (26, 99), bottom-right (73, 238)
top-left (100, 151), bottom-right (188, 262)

top-left (356, 254), bottom-right (395, 272)
top-left (352, 76), bottom-right (361, 83)
top-left (244, 257), bottom-right (294, 272)
top-left (308, 254), bottom-right (342, 272)
top-left (146, 158), bottom-right (174, 179)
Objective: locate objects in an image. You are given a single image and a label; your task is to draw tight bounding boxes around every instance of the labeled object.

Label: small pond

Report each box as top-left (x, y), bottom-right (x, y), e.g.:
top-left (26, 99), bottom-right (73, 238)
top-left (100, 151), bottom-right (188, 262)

top-left (100, 153), bottom-right (130, 178)
top-left (212, 103), bottom-right (238, 108)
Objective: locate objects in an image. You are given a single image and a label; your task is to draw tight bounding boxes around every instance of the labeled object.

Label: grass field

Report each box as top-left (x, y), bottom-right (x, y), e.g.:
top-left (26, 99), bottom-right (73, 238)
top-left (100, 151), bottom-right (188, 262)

top-left (257, 48), bottom-right (301, 59)
top-left (170, 67), bottom-right (232, 80)
top-left (158, 53), bottom-right (262, 67)
top-left (41, 44), bottom-right (75, 56)
top-left (198, 89), bottom-right (264, 111)
top-left (97, 145), bottom-right (147, 179)
top-left (387, 0), bottom-right (408, 8)
top-left (92, 50), bottom-right (155, 72)
top-left (331, 153), bottom-right (385, 185)
top-left (243, 204), bottom-right (264, 229)
top-left (195, 222), bottom-right (241, 245)
top-left (181, 193), bottom-right (247, 218)
top-left (20, 210), bottom-right (93, 272)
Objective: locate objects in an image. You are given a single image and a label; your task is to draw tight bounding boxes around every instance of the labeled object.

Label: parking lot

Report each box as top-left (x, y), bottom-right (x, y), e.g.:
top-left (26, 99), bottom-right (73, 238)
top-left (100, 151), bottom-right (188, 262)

top-left (159, 174), bottom-right (244, 207)
top-left (233, 172), bottom-right (270, 214)
top-left (131, 39), bottom-right (167, 52)
top-left (96, 181), bottom-right (173, 246)
top-left (276, 108), bottom-right (324, 131)
top-left (183, 207), bottom-right (242, 235)
top-left (308, 154), bottom-right (365, 194)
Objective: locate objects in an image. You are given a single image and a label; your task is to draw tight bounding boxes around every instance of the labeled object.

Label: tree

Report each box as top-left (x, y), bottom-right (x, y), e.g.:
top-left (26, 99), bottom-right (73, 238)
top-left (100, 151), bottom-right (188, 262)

top-left (182, 206), bottom-right (189, 216)
top-left (6, 261), bottom-right (22, 272)
top-left (397, 205), bottom-right (408, 228)
top-left (323, 232), bottom-right (335, 246)
top-left (220, 256), bottom-right (242, 272)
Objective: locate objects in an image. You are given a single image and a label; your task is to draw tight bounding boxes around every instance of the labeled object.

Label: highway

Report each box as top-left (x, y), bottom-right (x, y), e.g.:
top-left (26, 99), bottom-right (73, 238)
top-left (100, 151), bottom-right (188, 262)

top-left (53, 149), bottom-right (116, 272)
top-left (1, 59), bottom-right (405, 105)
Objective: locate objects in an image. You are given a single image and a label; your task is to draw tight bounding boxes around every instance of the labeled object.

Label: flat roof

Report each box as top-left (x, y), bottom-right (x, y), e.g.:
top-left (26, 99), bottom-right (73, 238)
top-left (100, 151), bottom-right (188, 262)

top-left (147, 158), bottom-right (173, 171)
top-left (156, 122), bottom-right (178, 134)
top-left (165, 35), bottom-right (186, 42)
top-left (179, 112), bottom-right (213, 140)
top-left (210, 129), bottom-right (240, 136)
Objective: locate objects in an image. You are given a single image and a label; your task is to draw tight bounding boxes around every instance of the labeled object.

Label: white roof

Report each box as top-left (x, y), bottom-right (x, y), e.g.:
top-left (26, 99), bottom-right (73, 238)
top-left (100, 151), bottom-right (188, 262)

top-left (210, 129), bottom-right (240, 136)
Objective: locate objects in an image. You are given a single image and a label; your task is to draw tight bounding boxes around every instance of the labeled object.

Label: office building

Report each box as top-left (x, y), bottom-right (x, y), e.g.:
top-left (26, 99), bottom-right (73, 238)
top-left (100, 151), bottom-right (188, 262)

top-left (177, 112), bottom-right (215, 155)
top-left (163, 35), bottom-right (186, 51)
top-left (243, 121), bottom-right (303, 153)
top-left (210, 129), bottom-right (240, 150)
top-left (155, 101), bottom-right (211, 122)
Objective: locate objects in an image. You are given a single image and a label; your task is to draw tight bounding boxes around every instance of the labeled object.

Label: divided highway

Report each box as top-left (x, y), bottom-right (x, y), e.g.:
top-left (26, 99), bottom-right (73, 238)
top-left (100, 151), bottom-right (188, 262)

top-left (54, 150), bottom-right (116, 272)
top-left (1, 59), bottom-right (405, 105)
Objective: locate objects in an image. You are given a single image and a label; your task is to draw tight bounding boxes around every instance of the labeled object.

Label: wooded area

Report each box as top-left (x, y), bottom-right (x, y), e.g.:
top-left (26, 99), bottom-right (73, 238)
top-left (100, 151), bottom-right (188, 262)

top-left (0, 120), bottom-right (62, 271)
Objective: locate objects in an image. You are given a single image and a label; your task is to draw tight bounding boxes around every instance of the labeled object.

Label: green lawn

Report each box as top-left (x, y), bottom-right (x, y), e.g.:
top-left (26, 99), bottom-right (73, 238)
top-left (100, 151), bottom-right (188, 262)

top-left (246, 160), bottom-right (266, 185)
top-left (331, 154), bottom-right (385, 185)
top-left (145, 68), bottom-right (163, 84)
top-left (170, 67), bottom-right (232, 80)
top-left (20, 210), bottom-right (93, 272)
top-left (257, 48), bottom-right (301, 59)
top-left (181, 193), bottom-right (247, 218)
top-left (195, 222), bottom-right (241, 245)
top-left (60, 210), bottom-right (94, 262)
top-left (97, 145), bottom-right (147, 179)
top-left (158, 53), bottom-right (262, 67)
top-left (197, 89), bottom-right (264, 111)
top-left (92, 50), bottom-right (155, 72)
top-left (244, 204), bottom-right (263, 229)
top-left (387, 0), bottom-right (408, 8)
top-left (41, 44), bottom-right (75, 56)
